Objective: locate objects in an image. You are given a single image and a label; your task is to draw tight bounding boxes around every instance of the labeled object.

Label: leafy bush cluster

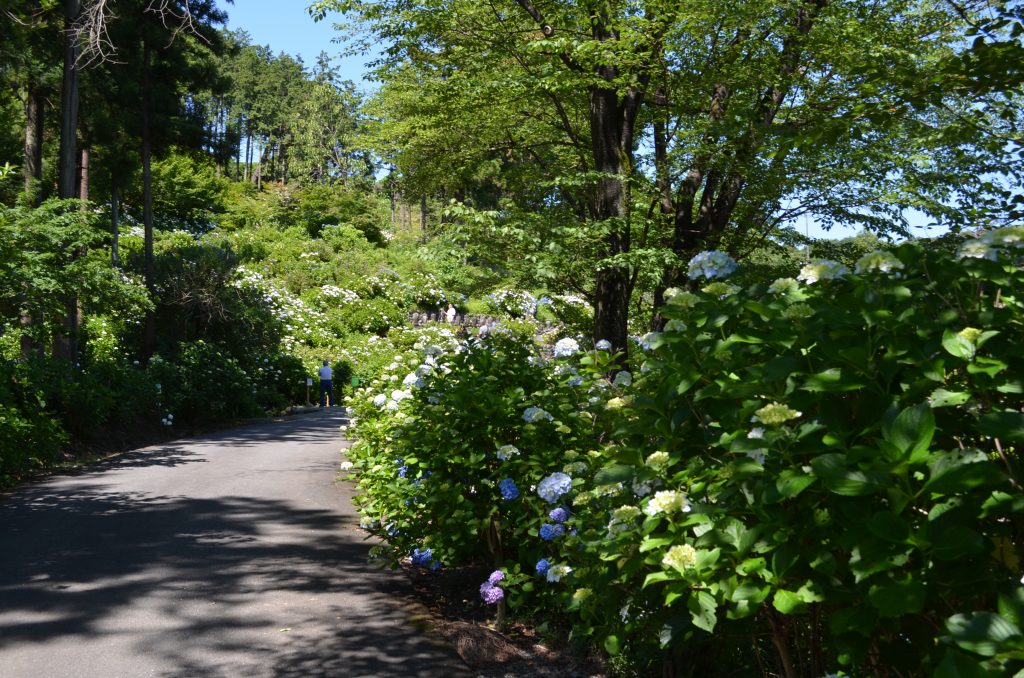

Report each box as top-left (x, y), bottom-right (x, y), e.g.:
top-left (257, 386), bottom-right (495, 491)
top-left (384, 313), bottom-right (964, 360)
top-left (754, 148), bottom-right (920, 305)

top-left (343, 235), bottom-right (1024, 677)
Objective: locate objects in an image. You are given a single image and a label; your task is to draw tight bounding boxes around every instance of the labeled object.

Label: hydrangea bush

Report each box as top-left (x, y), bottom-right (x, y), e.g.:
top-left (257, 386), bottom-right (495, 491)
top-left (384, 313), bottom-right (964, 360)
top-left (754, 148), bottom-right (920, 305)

top-left (578, 238), bottom-right (1024, 675)
top-left (343, 326), bottom-right (625, 617)
top-left (342, 236), bottom-right (1024, 677)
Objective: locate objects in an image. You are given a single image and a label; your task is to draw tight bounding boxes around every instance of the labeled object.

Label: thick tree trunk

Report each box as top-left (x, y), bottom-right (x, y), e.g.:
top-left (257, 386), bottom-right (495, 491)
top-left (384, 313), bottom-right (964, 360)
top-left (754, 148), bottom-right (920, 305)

top-left (23, 82), bottom-right (45, 197)
top-left (58, 0), bottom-right (81, 201)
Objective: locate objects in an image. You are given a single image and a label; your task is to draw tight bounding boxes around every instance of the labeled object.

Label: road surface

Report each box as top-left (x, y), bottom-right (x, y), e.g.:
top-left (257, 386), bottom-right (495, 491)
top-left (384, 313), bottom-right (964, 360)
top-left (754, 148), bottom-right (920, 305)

top-left (0, 409), bottom-right (470, 678)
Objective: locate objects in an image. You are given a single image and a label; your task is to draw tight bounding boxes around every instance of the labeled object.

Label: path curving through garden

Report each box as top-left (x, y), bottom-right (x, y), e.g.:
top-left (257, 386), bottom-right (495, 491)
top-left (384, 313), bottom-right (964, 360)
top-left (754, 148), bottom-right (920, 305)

top-left (0, 409), bottom-right (470, 678)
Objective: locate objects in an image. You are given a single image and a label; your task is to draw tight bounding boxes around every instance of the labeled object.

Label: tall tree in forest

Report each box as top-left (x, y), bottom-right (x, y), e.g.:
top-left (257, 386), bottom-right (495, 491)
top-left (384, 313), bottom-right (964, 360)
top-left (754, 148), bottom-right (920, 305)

top-left (316, 0), bottom-right (1023, 353)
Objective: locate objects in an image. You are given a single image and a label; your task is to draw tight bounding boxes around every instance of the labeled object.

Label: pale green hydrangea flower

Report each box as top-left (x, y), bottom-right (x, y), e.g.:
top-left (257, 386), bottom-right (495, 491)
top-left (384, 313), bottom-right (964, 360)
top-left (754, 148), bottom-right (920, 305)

top-left (572, 588), bottom-right (593, 604)
top-left (958, 327), bottom-right (984, 345)
top-left (702, 281), bottom-right (740, 297)
top-left (782, 303), bottom-right (815, 320)
top-left (753, 402), bottom-right (802, 426)
top-left (607, 505), bottom-right (642, 535)
top-left (667, 290), bottom-right (702, 309)
top-left (768, 277), bottom-right (800, 295)
top-left (797, 260), bottom-right (848, 284)
top-left (664, 319), bottom-right (687, 333)
top-left (854, 250), bottom-right (904, 274)
top-left (662, 543), bottom-right (698, 573)
top-left (645, 451), bottom-right (670, 470)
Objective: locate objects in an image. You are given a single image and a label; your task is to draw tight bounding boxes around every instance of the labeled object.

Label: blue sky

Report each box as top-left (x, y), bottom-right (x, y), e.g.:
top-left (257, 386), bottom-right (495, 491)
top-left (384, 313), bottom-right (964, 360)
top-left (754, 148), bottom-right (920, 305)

top-left (222, 0), bottom-right (373, 87)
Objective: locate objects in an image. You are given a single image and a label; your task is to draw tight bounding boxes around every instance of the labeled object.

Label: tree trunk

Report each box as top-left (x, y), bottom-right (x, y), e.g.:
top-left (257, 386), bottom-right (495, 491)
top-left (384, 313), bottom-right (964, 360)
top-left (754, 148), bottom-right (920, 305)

top-left (419, 194), bottom-right (427, 241)
top-left (58, 0), bottom-right (81, 201)
top-left (23, 81), bottom-right (45, 197)
top-left (79, 147), bottom-right (89, 203)
top-left (53, 0), bottom-right (83, 364)
top-left (111, 179), bottom-right (121, 268)
top-left (142, 41), bottom-right (157, 361)
top-left (243, 129), bottom-right (251, 183)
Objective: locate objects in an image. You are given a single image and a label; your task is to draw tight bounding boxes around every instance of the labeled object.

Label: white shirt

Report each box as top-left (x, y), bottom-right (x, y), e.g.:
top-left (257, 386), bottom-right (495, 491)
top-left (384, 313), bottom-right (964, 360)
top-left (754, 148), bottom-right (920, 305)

top-left (318, 366), bottom-right (333, 381)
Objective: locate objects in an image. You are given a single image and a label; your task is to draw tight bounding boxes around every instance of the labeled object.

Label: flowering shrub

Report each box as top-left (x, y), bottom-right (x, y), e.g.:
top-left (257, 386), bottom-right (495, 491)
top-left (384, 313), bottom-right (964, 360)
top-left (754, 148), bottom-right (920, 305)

top-left (576, 241), bottom-right (1024, 674)
top-left (485, 289), bottom-right (537, 318)
top-left (343, 327), bottom-right (623, 618)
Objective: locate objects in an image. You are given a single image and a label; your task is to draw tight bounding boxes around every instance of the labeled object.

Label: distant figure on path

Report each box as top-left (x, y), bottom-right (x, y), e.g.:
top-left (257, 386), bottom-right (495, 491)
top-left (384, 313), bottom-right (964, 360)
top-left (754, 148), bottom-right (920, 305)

top-left (445, 303), bottom-right (457, 323)
top-left (318, 360), bottom-right (334, 407)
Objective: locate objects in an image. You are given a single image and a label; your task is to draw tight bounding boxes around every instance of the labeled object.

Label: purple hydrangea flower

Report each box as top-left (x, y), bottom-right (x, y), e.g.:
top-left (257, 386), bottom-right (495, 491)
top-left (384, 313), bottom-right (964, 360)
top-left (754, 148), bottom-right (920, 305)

top-left (480, 582), bottom-right (504, 605)
top-left (499, 478), bottom-right (520, 501)
top-left (535, 558), bottom-right (551, 576)
top-left (539, 523), bottom-right (565, 541)
top-left (488, 570), bottom-right (504, 586)
top-left (549, 507), bottom-right (570, 523)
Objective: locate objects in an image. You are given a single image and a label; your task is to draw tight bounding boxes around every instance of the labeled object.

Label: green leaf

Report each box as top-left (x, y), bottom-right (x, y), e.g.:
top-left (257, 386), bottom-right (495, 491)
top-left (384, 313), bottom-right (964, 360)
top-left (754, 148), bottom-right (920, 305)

top-left (643, 571), bottom-right (675, 588)
top-left (802, 367), bottom-right (865, 392)
top-left (934, 649), bottom-right (998, 678)
top-left (867, 512), bottom-right (911, 543)
top-left (967, 357), bottom-right (1009, 377)
top-left (942, 329), bottom-right (976, 359)
top-left (639, 536), bottom-right (676, 553)
top-left (772, 589), bottom-right (805, 615)
top-left (978, 410), bottom-right (1024, 442)
top-left (774, 469), bottom-right (816, 499)
top-left (731, 582), bottom-right (770, 604)
top-left (595, 464), bottom-right (634, 485)
top-left (928, 388), bottom-right (972, 408)
top-left (810, 453), bottom-right (886, 496)
top-left (688, 591), bottom-right (718, 633)
top-left (868, 576), bottom-right (926, 617)
top-left (884, 403), bottom-right (935, 457)
top-left (946, 612), bottom-right (1023, 657)
top-left (926, 460), bottom-right (1006, 495)
top-left (603, 635), bottom-right (621, 655)
top-left (931, 526), bottom-right (986, 561)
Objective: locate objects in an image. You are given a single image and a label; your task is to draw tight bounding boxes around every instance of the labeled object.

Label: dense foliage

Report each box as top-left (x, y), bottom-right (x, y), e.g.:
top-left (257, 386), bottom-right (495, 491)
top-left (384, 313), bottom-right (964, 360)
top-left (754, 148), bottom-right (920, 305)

top-left (343, 237), bottom-right (1024, 676)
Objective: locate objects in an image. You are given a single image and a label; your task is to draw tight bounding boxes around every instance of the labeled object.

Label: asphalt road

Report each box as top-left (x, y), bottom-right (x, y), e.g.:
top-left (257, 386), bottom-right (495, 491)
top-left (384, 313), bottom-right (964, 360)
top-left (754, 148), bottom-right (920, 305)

top-left (0, 409), bottom-right (470, 678)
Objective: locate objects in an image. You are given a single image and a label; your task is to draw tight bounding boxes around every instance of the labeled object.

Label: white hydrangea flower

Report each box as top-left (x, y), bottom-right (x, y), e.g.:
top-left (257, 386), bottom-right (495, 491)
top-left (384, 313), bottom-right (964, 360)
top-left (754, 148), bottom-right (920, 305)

top-left (797, 260), bottom-right (848, 284)
top-left (595, 339), bottom-right (612, 351)
top-left (523, 407), bottom-right (554, 423)
top-left (644, 451), bottom-right (670, 470)
top-left (643, 490), bottom-right (692, 516)
top-left (496, 444), bottom-right (520, 460)
top-left (664, 319), bottom-right (687, 333)
top-left (612, 371), bottom-right (633, 388)
top-left (554, 337), bottom-right (580, 358)
top-left (546, 564), bottom-right (572, 582)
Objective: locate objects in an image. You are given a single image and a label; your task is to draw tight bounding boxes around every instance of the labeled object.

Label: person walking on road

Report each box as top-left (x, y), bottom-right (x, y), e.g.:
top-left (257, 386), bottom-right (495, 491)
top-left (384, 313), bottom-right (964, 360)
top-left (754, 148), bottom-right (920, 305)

top-left (318, 360), bottom-right (334, 407)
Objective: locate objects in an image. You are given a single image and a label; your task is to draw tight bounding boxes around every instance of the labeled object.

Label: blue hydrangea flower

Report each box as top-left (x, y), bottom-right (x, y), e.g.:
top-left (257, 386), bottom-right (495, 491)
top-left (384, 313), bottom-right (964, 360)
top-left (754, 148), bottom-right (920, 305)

top-left (537, 472), bottom-right (573, 503)
top-left (499, 478), bottom-right (520, 501)
top-left (536, 558), bottom-right (551, 576)
top-left (539, 523), bottom-right (565, 541)
top-left (411, 548), bottom-right (433, 567)
top-left (687, 250), bottom-right (738, 280)
top-left (549, 507), bottom-right (570, 523)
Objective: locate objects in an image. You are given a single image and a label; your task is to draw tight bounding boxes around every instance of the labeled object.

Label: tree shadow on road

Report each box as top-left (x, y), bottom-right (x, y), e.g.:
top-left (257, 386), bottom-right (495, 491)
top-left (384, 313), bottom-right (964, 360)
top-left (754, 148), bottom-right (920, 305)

top-left (0, 484), bottom-right (466, 676)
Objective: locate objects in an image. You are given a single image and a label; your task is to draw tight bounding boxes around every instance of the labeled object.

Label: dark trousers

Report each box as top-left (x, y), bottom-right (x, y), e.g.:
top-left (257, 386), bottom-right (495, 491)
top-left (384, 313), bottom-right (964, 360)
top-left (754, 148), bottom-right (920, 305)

top-left (319, 380), bottom-right (334, 407)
